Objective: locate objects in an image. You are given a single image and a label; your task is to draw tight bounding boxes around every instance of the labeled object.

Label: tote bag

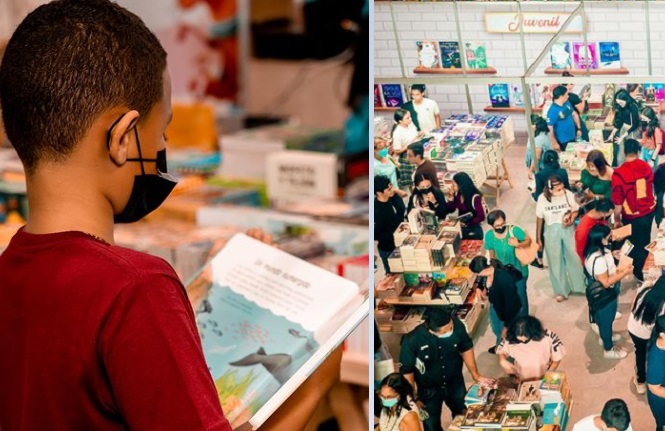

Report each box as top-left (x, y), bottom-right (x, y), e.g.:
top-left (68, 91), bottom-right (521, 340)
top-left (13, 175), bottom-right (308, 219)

top-left (510, 225), bottom-right (540, 266)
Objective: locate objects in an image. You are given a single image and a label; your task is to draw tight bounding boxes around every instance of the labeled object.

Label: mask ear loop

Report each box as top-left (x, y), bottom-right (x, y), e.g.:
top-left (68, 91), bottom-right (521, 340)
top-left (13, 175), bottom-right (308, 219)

top-left (133, 127), bottom-right (146, 176)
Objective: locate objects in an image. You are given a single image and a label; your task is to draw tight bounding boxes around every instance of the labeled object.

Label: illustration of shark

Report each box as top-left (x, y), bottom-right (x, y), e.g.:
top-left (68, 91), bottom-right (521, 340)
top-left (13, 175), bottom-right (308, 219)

top-left (229, 347), bottom-right (294, 385)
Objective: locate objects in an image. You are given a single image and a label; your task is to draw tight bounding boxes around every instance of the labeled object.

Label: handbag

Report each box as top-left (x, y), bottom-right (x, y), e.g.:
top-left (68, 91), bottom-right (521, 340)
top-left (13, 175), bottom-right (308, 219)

top-left (585, 255), bottom-right (618, 314)
top-left (510, 225), bottom-right (540, 266)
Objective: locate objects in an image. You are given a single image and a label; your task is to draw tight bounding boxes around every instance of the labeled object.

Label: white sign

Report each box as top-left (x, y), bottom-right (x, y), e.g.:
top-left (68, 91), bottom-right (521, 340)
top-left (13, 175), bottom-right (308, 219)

top-left (485, 12), bottom-right (583, 34)
top-left (266, 150), bottom-right (338, 202)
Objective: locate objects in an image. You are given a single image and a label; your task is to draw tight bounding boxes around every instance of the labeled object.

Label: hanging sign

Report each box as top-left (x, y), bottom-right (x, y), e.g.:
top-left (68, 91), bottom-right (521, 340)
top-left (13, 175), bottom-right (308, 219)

top-left (485, 12), bottom-right (583, 34)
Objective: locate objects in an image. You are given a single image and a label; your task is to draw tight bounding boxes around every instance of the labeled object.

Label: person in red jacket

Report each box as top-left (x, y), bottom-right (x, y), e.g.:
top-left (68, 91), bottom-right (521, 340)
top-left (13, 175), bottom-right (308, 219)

top-left (611, 139), bottom-right (656, 282)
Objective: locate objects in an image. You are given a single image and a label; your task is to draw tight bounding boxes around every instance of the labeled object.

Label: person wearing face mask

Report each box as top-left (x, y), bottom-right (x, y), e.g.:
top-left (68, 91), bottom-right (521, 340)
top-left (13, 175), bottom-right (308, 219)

top-left (536, 174), bottom-right (586, 302)
top-left (399, 308), bottom-right (486, 431)
top-left (443, 172), bottom-right (486, 239)
top-left (571, 398), bottom-right (633, 431)
top-left (393, 108), bottom-right (426, 190)
top-left (496, 315), bottom-right (566, 382)
top-left (376, 373), bottom-right (423, 431)
top-left (578, 150), bottom-right (613, 202)
top-left (407, 174), bottom-right (450, 219)
top-left (484, 209), bottom-right (531, 316)
top-left (575, 198), bottom-right (615, 262)
top-left (562, 73), bottom-right (590, 142)
top-left (469, 256), bottom-right (523, 354)
top-left (374, 120), bottom-right (407, 198)
top-left (639, 106), bottom-right (662, 169)
top-left (547, 85), bottom-right (582, 152)
top-left (526, 115), bottom-right (552, 180)
top-left (607, 87), bottom-right (641, 167)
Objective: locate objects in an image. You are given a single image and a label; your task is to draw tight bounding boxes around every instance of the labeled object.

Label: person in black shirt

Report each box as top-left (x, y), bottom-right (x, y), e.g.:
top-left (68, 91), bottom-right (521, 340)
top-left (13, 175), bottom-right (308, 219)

top-left (533, 150), bottom-right (571, 201)
top-left (562, 73), bottom-right (590, 141)
top-left (654, 162), bottom-right (665, 227)
top-left (469, 256), bottom-right (522, 354)
top-left (399, 308), bottom-right (486, 431)
top-left (375, 175), bottom-right (405, 274)
top-left (407, 173), bottom-right (450, 220)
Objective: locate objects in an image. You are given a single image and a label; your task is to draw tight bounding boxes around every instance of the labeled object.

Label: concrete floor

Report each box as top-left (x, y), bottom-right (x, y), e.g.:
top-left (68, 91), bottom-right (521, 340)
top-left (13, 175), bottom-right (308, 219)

top-left (376, 138), bottom-right (658, 430)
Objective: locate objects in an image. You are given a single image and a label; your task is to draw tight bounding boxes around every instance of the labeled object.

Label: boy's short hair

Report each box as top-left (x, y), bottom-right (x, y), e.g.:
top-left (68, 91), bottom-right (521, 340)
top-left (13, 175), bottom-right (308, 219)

top-left (624, 139), bottom-right (640, 156)
top-left (407, 142), bottom-right (424, 159)
top-left (374, 175), bottom-right (391, 195)
top-left (0, 0), bottom-right (167, 173)
top-left (601, 399), bottom-right (631, 431)
top-left (410, 84), bottom-right (426, 94)
top-left (552, 85), bottom-right (568, 100)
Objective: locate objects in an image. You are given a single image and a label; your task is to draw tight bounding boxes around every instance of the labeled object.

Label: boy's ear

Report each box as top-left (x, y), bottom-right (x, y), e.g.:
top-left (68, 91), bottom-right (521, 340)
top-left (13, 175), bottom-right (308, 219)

top-left (108, 110), bottom-right (140, 166)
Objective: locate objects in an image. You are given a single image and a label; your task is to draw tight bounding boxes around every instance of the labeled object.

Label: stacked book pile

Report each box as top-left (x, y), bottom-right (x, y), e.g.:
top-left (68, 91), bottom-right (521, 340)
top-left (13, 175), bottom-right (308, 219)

top-left (456, 287), bottom-right (482, 334)
top-left (375, 273), bottom-right (405, 300)
top-left (446, 151), bottom-right (487, 187)
top-left (444, 276), bottom-right (471, 305)
top-left (393, 222), bottom-right (411, 247)
top-left (398, 280), bottom-right (436, 303)
top-left (387, 248), bottom-right (404, 273)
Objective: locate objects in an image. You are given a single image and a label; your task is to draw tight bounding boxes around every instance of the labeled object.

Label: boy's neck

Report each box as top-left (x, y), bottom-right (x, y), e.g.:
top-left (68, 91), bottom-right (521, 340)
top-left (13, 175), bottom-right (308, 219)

top-left (23, 171), bottom-right (116, 245)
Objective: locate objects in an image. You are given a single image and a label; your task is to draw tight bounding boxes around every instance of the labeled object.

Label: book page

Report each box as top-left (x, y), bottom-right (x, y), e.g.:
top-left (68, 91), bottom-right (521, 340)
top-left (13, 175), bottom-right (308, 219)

top-left (210, 233), bottom-right (359, 336)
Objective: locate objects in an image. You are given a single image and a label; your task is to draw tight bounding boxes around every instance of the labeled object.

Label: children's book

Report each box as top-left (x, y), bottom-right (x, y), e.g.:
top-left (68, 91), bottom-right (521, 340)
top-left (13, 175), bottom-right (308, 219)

top-left (416, 41), bottom-right (441, 69)
top-left (464, 41), bottom-right (487, 69)
top-left (645, 84), bottom-right (665, 102)
top-left (510, 84), bottom-right (525, 108)
top-left (439, 41), bottom-right (462, 69)
top-left (598, 41), bottom-right (621, 69)
top-left (187, 233), bottom-right (368, 430)
top-left (380, 84), bottom-right (406, 108)
top-left (550, 42), bottom-right (572, 69)
top-left (488, 83), bottom-right (510, 108)
top-left (572, 42), bottom-right (599, 70)
top-left (374, 84), bottom-right (383, 108)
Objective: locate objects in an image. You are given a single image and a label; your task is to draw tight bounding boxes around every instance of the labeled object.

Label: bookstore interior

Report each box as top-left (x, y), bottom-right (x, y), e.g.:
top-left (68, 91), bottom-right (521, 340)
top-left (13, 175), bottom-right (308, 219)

top-left (0, 1), bottom-right (370, 431)
top-left (375, 2), bottom-right (665, 431)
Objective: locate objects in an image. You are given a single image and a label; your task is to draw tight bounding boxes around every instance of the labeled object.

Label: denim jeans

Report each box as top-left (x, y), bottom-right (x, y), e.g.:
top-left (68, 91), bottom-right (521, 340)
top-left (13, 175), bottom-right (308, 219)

top-left (594, 296), bottom-right (618, 351)
top-left (378, 249), bottom-right (392, 274)
top-left (626, 211), bottom-right (655, 281)
top-left (629, 332), bottom-right (649, 383)
top-left (489, 304), bottom-right (505, 346)
top-left (515, 277), bottom-right (529, 316)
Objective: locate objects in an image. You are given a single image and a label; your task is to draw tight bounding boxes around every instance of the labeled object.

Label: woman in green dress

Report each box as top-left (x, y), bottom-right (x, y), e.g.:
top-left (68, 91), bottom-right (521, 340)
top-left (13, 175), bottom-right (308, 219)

top-left (577, 149), bottom-right (613, 202)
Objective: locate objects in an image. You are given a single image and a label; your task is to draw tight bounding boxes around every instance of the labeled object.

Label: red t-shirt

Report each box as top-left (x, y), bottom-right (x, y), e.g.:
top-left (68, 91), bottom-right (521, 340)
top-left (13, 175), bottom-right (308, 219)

top-left (0, 229), bottom-right (232, 431)
top-left (575, 214), bottom-right (606, 261)
top-left (611, 159), bottom-right (656, 220)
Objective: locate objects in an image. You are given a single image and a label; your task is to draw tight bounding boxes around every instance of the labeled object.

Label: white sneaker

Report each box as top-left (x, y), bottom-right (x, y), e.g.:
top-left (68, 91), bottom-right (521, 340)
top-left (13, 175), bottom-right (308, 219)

top-left (603, 348), bottom-right (627, 359)
top-left (591, 324), bottom-right (600, 336)
top-left (598, 334), bottom-right (621, 346)
top-left (615, 311), bottom-right (623, 319)
top-left (633, 377), bottom-right (647, 395)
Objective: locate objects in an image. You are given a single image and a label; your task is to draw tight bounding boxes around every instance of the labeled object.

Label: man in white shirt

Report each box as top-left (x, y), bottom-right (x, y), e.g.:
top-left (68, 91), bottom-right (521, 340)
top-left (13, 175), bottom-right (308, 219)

top-left (571, 399), bottom-right (633, 431)
top-left (402, 84), bottom-right (441, 133)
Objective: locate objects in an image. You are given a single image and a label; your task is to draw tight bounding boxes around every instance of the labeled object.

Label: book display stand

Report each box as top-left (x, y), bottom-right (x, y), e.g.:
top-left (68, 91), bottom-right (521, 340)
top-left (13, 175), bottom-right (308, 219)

top-left (413, 66), bottom-right (497, 75)
top-left (544, 67), bottom-right (629, 76)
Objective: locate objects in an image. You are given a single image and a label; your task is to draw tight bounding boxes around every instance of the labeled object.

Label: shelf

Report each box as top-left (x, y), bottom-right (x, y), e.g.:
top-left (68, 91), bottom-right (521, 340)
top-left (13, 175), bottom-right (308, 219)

top-left (413, 66), bottom-right (497, 75)
top-left (484, 106), bottom-right (543, 113)
top-left (374, 107), bottom-right (398, 112)
top-left (544, 67), bottom-right (629, 75)
top-left (382, 298), bottom-right (463, 306)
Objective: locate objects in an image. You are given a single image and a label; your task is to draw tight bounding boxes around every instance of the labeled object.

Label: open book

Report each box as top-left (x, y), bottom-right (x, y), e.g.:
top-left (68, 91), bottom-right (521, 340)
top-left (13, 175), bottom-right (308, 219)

top-left (185, 233), bottom-right (368, 430)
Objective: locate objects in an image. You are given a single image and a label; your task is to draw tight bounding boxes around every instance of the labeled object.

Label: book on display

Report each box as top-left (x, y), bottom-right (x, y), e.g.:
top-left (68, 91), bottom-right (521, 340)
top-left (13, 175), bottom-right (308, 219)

top-left (380, 84), bottom-right (406, 108)
top-left (488, 84), bottom-right (510, 108)
top-left (439, 41), bottom-right (462, 69)
top-left (572, 42), bottom-right (599, 69)
top-left (550, 42), bottom-right (572, 69)
top-left (416, 40), bottom-right (441, 69)
top-left (464, 41), bottom-right (487, 69)
top-left (598, 41), bottom-right (620, 69)
top-left (186, 233), bottom-right (368, 430)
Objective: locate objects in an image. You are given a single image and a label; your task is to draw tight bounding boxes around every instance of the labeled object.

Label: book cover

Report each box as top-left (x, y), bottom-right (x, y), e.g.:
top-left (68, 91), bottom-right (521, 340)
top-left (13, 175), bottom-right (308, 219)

top-left (416, 41), bottom-right (441, 69)
top-left (462, 404), bottom-right (484, 426)
top-left (645, 84), bottom-right (665, 102)
top-left (540, 371), bottom-right (566, 391)
top-left (439, 41), bottom-right (462, 69)
top-left (572, 42), bottom-right (599, 69)
top-left (464, 41), bottom-right (487, 69)
top-left (380, 84), bottom-right (406, 108)
top-left (598, 41), bottom-right (620, 69)
top-left (488, 83), bottom-right (510, 108)
top-left (517, 381), bottom-right (541, 403)
top-left (374, 84), bottom-right (383, 108)
top-left (475, 409), bottom-right (506, 427)
top-left (502, 411), bottom-right (532, 428)
top-left (550, 42), bottom-right (572, 70)
top-left (509, 84), bottom-right (525, 108)
top-left (189, 233), bottom-right (365, 430)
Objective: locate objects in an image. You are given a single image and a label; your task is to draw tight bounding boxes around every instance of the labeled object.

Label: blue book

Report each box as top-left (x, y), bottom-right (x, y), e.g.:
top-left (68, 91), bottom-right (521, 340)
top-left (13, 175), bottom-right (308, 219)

top-left (380, 84), bottom-right (405, 108)
top-left (439, 41), bottom-right (462, 69)
top-left (488, 84), bottom-right (510, 108)
top-left (598, 42), bottom-right (621, 69)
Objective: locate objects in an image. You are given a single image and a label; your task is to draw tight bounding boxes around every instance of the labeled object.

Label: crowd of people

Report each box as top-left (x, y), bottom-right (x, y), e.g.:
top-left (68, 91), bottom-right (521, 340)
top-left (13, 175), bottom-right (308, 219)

top-left (373, 83), bottom-right (665, 431)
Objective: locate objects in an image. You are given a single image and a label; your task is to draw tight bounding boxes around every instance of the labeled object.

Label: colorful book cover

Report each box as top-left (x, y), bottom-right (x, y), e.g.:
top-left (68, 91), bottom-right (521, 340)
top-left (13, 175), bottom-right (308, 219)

top-left (502, 411), bottom-right (532, 428)
top-left (464, 41), bottom-right (487, 69)
top-left (439, 41), bottom-right (462, 69)
top-left (572, 42), bottom-right (599, 69)
top-left (380, 84), bottom-right (405, 108)
top-left (190, 234), bottom-right (362, 430)
top-left (598, 41), bottom-right (621, 69)
top-left (550, 42), bottom-right (572, 70)
top-left (416, 41), bottom-right (441, 69)
top-left (509, 84), bottom-right (525, 107)
top-left (488, 83), bottom-right (510, 108)
top-left (645, 84), bottom-right (665, 102)
top-left (374, 84), bottom-right (383, 107)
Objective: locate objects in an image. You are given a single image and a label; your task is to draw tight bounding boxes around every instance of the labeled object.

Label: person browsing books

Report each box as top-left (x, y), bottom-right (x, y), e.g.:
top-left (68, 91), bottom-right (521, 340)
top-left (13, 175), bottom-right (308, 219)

top-left (574, 198), bottom-right (615, 262)
top-left (401, 84), bottom-right (441, 134)
top-left (393, 109), bottom-right (425, 190)
top-left (407, 174), bottom-right (450, 220)
top-left (497, 315), bottom-right (566, 382)
top-left (562, 73), bottom-right (590, 141)
top-left (571, 398), bottom-right (633, 431)
top-left (639, 106), bottom-right (662, 169)
top-left (526, 115), bottom-right (552, 180)
top-left (376, 373), bottom-right (423, 431)
top-left (407, 142), bottom-right (440, 190)
top-left (443, 172), bottom-right (486, 240)
top-left (399, 307), bottom-right (486, 431)
top-left (577, 150), bottom-right (614, 202)
top-left (469, 256), bottom-right (522, 354)
top-left (484, 209), bottom-right (531, 315)
top-left (533, 150), bottom-right (571, 201)
top-left (374, 175), bottom-right (406, 274)
top-left (647, 315), bottom-right (665, 430)
top-left (374, 120), bottom-right (406, 199)
top-left (547, 85), bottom-right (582, 152)
top-left (608, 87), bottom-right (641, 167)
top-left (583, 224), bottom-right (633, 359)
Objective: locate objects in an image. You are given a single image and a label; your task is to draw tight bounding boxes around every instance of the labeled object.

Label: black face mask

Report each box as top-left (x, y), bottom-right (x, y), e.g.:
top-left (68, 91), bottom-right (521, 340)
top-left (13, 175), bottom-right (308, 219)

top-left (107, 118), bottom-right (177, 224)
top-left (494, 226), bottom-right (507, 234)
top-left (419, 187), bottom-right (432, 195)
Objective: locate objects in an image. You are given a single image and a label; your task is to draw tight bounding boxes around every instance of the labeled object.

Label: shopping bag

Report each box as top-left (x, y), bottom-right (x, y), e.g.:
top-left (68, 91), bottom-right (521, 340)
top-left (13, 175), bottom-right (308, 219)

top-left (510, 225), bottom-right (539, 266)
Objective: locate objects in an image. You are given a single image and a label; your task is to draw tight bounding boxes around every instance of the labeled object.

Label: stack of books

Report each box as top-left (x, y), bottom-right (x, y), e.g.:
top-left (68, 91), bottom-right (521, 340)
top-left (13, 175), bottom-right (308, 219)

top-left (393, 222), bottom-right (411, 247)
top-left (387, 249), bottom-right (404, 273)
top-left (444, 277), bottom-right (471, 304)
top-left (399, 235), bottom-right (420, 270)
top-left (375, 273), bottom-right (405, 300)
top-left (402, 307), bottom-right (427, 332)
top-left (399, 280), bottom-right (436, 303)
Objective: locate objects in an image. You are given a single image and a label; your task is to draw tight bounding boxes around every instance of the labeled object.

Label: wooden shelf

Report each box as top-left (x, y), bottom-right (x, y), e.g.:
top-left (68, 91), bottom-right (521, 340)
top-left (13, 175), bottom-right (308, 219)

top-left (374, 107), bottom-right (398, 112)
top-left (413, 66), bottom-right (497, 75)
top-left (484, 106), bottom-right (543, 113)
top-left (544, 67), bottom-right (629, 75)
